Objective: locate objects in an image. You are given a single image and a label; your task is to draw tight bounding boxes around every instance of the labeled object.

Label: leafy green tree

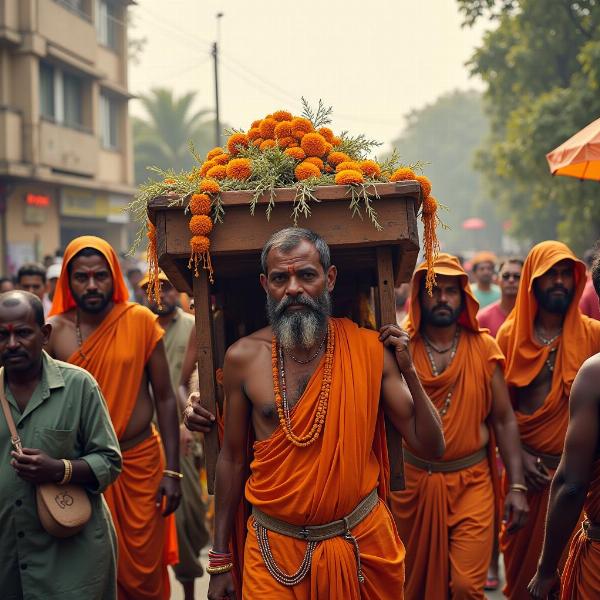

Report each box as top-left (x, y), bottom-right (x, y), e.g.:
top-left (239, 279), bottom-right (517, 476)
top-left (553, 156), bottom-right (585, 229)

top-left (133, 88), bottom-right (219, 184)
top-left (388, 90), bottom-right (501, 253)
top-left (459, 0), bottom-right (600, 252)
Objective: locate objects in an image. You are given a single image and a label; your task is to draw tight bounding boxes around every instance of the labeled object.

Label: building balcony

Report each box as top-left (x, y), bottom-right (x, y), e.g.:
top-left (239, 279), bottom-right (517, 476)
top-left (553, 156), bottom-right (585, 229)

top-left (0, 0), bottom-right (21, 45)
top-left (0, 106), bottom-right (23, 164)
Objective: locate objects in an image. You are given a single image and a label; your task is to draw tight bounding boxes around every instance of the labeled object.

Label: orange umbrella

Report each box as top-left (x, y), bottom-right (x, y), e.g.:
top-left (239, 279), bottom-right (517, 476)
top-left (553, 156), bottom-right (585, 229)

top-left (546, 117), bottom-right (600, 181)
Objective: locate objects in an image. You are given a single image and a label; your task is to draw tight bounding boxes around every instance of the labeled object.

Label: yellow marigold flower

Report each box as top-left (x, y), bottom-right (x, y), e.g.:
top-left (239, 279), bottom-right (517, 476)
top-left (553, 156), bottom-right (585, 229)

top-left (274, 121), bottom-right (293, 139)
top-left (301, 133), bottom-right (327, 158)
top-left (190, 234), bottom-right (210, 254)
top-left (199, 179), bottom-right (220, 194)
top-left (189, 194), bottom-right (212, 216)
top-left (331, 136), bottom-right (342, 146)
top-left (251, 119), bottom-right (262, 129)
top-left (273, 110), bottom-right (293, 122)
top-left (416, 175), bottom-right (432, 198)
top-left (327, 151), bottom-right (350, 167)
top-left (189, 214), bottom-right (213, 236)
top-left (336, 160), bottom-right (362, 173)
top-left (206, 165), bottom-right (227, 180)
top-left (295, 161), bottom-right (321, 181)
top-left (304, 156), bottom-right (324, 170)
top-left (291, 117), bottom-right (313, 139)
top-left (259, 139), bottom-right (276, 150)
top-left (226, 157), bottom-right (252, 180)
top-left (212, 153), bottom-right (231, 165)
top-left (335, 169), bottom-right (364, 185)
top-left (227, 133), bottom-right (249, 156)
top-left (206, 147), bottom-right (223, 160)
top-left (318, 127), bottom-right (335, 143)
top-left (199, 160), bottom-right (216, 177)
top-left (247, 127), bottom-right (261, 141)
top-left (360, 160), bottom-right (382, 177)
top-left (390, 167), bottom-right (416, 182)
top-left (276, 136), bottom-right (294, 149)
top-left (422, 195), bottom-right (438, 215)
top-left (284, 147), bottom-right (306, 160)
top-left (259, 118), bottom-right (277, 139)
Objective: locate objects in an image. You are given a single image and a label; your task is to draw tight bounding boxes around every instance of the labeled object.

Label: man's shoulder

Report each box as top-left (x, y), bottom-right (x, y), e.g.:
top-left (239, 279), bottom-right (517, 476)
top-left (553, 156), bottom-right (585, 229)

top-left (478, 300), bottom-right (501, 317)
top-left (46, 354), bottom-right (98, 388)
top-left (225, 327), bottom-right (270, 365)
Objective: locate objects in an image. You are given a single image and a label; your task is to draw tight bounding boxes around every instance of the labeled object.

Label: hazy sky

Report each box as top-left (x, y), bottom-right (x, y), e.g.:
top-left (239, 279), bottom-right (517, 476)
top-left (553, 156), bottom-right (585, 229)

top-left (129, 1), bottom-right (488, 150)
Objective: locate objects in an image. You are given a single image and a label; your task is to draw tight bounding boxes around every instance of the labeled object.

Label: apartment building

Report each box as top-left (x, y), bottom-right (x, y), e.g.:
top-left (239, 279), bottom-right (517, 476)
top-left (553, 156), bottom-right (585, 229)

top-left (0, 0), bottom-right (136, 274)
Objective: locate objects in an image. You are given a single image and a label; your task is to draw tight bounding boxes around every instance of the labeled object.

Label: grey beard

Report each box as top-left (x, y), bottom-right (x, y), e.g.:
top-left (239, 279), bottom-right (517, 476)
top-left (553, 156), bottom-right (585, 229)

top-left (266, 290), bottom-right (331, 350)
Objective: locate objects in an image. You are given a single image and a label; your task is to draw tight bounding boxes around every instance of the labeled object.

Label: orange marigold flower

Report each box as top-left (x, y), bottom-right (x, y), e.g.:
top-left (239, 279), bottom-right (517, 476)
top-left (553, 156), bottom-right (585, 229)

top-left (327, 151), bottom-right (350, 167)
top-left (284, 147), bottom-right (306, 160)
top-left (295, 161), bottom-right (321, 181)
top-left (291, 117), bottom-right (313, 139)
top-left (276, 136), bottom-right (294, 149)
top-left (304, 156), bottom-right (324, 170)
top-left (247, 127), bottom-right (261, 141)
top-left (259, 118), bottom-right (277, 139)
top-left (163, 178), bottom-right (176, 184)
top-left (189, 194), bottom-right (212, 215)
top-left (227, 133), bottom-right (249, 156)
top-left (301, 132), bottom-right (327, 157)
top-left (206, 165), bottom-right (227, 180)
top-left (318, 127), bottom-right (334, 143)
top-left (335, 169), bottom-right (364, 185)
top-left (360, 160), bottom-right (382, 177)
top-left (226, 157), bottom-right (252, 180)
top-left (212, 153), bottom-right (231, 165)
top-left (288, 141), bottom-right (299, 148)
top-left (259, 139), bottom-right (276, 150)
top-left (274, 121), bottom-right (293, 139)
top-left (325, 165), bottom-right (334, 173)
top-left (199, 160), bottom-right (216, 176)
top-left (199, 179), bottom-right (220, 194)
top-left (273, 110), bottom-right (293, 122)
top-left (251, 119), bottom-right (262, 129)
top-left (390, 167), bottom-right (416, 182)
top-left (252, 137), bottom-right (263, 147)
top-left (189, 214), bottom-right (213, 236)
top-left (416, 175), bottom-right (432, 198)
top-left (323, 142), bottom-right (333, 155)
top-left (190, 235), bottom-right (210, 254)
top-left (206, 147), bottom-right (223, 160)
top-left (331, 136), bottom-right (342, 146)
top-left (422, 196), bottom-right (438, 215)
top-left (336, 160), bottom-right (362, 173)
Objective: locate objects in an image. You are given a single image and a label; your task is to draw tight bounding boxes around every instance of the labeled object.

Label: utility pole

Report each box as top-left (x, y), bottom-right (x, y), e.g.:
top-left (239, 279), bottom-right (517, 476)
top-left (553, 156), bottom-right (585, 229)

top-left (213, 12), bottom-right (224, 148)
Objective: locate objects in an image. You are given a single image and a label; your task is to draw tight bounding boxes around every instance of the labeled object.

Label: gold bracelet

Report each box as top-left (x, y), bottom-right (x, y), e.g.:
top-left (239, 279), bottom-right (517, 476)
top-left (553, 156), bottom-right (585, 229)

top-left (163, 469), bottom-right (184, 480)
top-left (206, 563), bottom-right (233, 575)
top-left (510, 483), bottom-right (528, 493)
top-left (59, 459), bottom-right (72, 485)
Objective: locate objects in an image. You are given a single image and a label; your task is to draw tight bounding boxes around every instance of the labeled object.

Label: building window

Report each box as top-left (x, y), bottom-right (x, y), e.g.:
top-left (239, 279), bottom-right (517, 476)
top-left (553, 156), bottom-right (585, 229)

top-left (96, 0), bottom-right (121, 51)
top-left (39, 62), bottom-right (86, 130)
top-left (54, 0), bottom-right (92, 21)
top-left (100, 93), bottom-right (119, 149)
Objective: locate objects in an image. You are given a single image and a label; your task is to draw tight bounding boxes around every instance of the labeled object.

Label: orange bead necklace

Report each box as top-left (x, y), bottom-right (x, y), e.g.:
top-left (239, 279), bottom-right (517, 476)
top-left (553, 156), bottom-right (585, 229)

top-left (272, 320), bottom-right (334, 447)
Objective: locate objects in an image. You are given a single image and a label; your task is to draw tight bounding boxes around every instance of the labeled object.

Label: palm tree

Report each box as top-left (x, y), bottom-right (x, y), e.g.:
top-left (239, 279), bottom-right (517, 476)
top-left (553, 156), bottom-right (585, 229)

top-left (133, 88), bottom-right (216, 184)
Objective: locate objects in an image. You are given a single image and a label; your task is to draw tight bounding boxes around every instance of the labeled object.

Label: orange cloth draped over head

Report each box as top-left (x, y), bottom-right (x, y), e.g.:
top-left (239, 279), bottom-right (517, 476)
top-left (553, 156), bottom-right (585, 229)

top-left (241, 318), bottom-right (405, 599)
top-left (497, 240), bottom-right (600, 600)
top-left (390, 253), bottom-right (503, 600)
top-left (51, 235), bottom-right (178, 600)
top-left (562, 460), bottom-right (600, 599)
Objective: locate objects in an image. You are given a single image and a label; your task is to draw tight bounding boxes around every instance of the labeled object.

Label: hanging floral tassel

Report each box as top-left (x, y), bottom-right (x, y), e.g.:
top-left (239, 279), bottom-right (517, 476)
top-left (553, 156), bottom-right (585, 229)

top-left (146, 219), bottom-right (161, 304)
top-left (421, 195), bottom-right (440, 295)
top-left (188, 235), bottom-right (214, 283)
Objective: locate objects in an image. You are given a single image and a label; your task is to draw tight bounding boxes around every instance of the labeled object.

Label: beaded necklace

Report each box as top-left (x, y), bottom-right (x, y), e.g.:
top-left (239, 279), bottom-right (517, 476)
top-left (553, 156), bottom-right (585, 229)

top-left (535, 327), bottom-right (561, 373)
top-left (272, 320), bottom-right (334, 447)
top-left (75, 312), bottom-right (88, 361)
top-left (423, 327), bottom-right (460, 417)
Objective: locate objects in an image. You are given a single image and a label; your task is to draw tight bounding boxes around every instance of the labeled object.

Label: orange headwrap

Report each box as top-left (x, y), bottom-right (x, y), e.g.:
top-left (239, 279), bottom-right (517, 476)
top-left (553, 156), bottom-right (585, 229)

top-left (404, 252), bottom-right (481, 336)
top-left (48, 236), bottom-right (130, 316)
top-left (471, 251), bottom-right (498, 268)
top-left (498, 240), bottom-right (586, 388)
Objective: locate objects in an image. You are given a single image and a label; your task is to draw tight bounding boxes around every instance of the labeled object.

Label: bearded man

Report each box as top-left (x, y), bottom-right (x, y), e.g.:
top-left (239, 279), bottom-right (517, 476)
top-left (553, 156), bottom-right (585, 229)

top-left (389, 253), bottom-right (528, 599)
top-left (185, 227), bottom-right (445, 599)
top-left (497, 241), bottom-right (600, 600)
top-left (46, 236), bottom-right (181, 600)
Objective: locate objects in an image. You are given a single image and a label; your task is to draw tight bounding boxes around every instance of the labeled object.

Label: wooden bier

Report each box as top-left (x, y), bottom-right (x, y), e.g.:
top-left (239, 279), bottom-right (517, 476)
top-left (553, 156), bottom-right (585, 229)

top-left (148, 181), bottom-right (422, 493)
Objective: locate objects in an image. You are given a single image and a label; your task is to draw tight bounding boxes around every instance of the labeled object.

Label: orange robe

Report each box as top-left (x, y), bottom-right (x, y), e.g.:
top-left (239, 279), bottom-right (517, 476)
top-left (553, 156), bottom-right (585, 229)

top-left (562, 460), bottom-right (600, 599)
top-left (49, 236), bottom-right (179, 600)
top-left (242, 318), bottom-right (405, 599)
top-left (497, 241), bottom-right (600, 600)
top-left (390, 253), bottom-right (502, 600)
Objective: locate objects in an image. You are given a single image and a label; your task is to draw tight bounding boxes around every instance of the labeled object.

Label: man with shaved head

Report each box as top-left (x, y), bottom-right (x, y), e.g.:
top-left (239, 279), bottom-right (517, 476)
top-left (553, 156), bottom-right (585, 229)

top-left (0, 291), bottom-right (122, 599)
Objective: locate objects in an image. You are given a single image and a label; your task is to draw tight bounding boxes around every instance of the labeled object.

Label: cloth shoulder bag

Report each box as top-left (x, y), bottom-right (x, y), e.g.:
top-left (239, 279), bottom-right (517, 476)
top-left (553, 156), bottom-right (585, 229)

top-left (0, 368), bottom-right (91, 537)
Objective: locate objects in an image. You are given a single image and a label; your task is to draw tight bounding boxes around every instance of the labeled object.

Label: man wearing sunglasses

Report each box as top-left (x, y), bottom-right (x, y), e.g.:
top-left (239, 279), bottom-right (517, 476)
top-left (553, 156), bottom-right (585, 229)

top-left (478, 259), bottom-right (523, 337)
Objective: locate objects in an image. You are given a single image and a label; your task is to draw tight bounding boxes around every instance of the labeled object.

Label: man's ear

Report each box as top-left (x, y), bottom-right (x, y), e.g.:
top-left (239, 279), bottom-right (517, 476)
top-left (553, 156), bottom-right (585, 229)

top-left (41, 323), bottom-right (52, 346)
top-left (326, 265), bottom-right (337, 293)
top-left (260, 273), bottom-right (268, 294)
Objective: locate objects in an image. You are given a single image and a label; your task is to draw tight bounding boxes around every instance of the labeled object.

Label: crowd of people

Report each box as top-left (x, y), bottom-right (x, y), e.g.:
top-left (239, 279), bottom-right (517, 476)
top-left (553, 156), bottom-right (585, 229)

top-left (2, 230), bottom-right (600, 599)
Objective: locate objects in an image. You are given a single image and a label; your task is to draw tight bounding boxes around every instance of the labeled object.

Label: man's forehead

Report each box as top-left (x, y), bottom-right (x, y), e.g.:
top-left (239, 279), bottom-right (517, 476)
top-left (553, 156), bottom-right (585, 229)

top-left (544, 258), bottom-right (574, 273)
top-left (501, 261), bottom-right (522, 272)
top-left (71, 253), bottom-right (110, 272)
top-left (266, 242), bottom-right (320, 269)
top-left (432, 274), bottom-right (462, 287)
top-left (0, 299), bottom-right (35, 325)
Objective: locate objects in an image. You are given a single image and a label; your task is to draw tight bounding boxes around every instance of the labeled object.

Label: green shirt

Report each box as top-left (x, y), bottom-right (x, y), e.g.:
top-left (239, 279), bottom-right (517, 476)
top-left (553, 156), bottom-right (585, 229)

top-left (163, 307), bottom-right (195, 391)
top-left (470, 283), bottom-right (501, 309)
top-left (0, 352), bottom-right (122, 600)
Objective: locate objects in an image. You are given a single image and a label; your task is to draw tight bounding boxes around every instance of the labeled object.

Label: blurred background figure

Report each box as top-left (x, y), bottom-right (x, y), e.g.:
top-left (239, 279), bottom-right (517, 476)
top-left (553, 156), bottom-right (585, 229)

top-left (478, 258), bottom-right (523, 337)
top-left (0, 277), bottom-right (14, 293)
top-left (470, 252), bottom-right (500, 309)
top-left (16, 262), bottom-right (51, 315)
top-left (127, 266), bottom-right (146, 303)
top-left (395, 282), bottom-right (411, 324)
top-left (579, 248), bottom-right (600, 320)
top-left (45, 262), bottom-right (62, 305)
